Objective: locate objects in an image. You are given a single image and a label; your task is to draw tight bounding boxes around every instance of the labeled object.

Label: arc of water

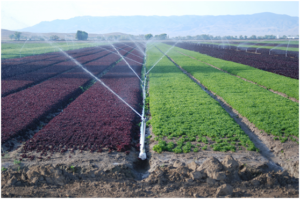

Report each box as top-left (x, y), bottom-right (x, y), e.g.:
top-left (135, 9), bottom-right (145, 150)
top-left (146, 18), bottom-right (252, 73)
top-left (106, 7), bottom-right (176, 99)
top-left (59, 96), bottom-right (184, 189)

top-left (38, 35), bottom-right (142, 119)
top-left (285, 39), bottom-right (291, 57)
top-left (255, 39), bottom-right (267, 53)
top-left (19, 39), bottom-right (29, 58)
top-left (106, 40), bottom-right (143, 82)
top-left (128, 38), bottom-right (146, 56)
top-left (224, 37), bottom-right (231, 50)
top-left (208, 36), bottom-right (215, 48)
top-left (88, 43), bottom-right (144, 65)
top-left (146, 41), bottom-right (180, 75)
top-left (118, 42), bottom-right (145, 59)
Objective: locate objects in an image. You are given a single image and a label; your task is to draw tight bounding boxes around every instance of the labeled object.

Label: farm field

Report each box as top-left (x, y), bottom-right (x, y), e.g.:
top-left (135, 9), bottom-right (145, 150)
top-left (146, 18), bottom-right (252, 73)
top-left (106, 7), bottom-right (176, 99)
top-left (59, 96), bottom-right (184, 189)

top-left (1, 41), bottom-right (110, 59)
top-left (145, 46), bottom-right (258, 154)
top-left (163, 44), bottom-right (299, 100)
top-left (1, 41), bottom-right (299, 198)
top-left (1, 47), bottom-right (119, 96)
top-left (21, 49), bottom-right (144, 156)
top-left (171, 42), bottom-right (299, 79)
top-left (193, 42), bottom-right (299, 51)
top-left (2, 44), bottom-right (134, 145)
top-left (192, 40), bottom-right (299, 50)
top-left (158, 43), bottom-right (299, 142)
top-left (193, 40), bottom-right (299, 44)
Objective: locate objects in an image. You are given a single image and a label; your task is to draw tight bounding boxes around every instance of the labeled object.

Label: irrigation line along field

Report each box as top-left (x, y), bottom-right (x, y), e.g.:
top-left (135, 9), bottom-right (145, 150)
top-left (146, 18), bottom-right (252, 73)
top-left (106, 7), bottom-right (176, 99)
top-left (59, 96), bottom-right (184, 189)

top-left (138, 40), bottom-right (182, 159)
top-left (41, 39), bottom-right (143, 119)
top-left (100, 38), bottom-right (149, 159)
top-left (62, 41), bottom-right (150, 158)
top-left (129, 38), bottom-right (147, 56)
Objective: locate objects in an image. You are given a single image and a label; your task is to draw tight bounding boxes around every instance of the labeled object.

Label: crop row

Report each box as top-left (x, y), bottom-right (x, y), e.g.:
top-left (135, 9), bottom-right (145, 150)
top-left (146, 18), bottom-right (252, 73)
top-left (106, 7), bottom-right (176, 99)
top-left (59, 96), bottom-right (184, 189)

top-left (1, 48), bottom-right (101, 79)
top-left (158, 44), bottom-right (299, 142)
top-left (146, 46), bottom-right (257, 154)
top-left (1, 42), bottom-right (110, 59)
top-left (21, 49), bottom-right (144, 157)
top-left (1, 46), bottom-right (100, 68)
top-left (1, 46), bottom-right (133, 146)
top-left (196, 42), bottom-right (299, 52)
top-left (1, 44), bottom-right (129, 79)
top-left (228, 41), bottom-right (298, 48)
top-left (166, 44), bottom-right (299, 100)
top-left (1, 45), bottom-right (127, 97)
top-left (169, 42), bottom-right (299, 79)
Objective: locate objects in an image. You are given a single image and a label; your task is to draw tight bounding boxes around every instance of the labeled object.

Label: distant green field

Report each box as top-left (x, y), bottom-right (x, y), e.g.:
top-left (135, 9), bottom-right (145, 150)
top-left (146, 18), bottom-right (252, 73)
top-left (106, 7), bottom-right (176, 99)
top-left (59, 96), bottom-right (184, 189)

top-left (1, 41), bottom-right (108, 59)
top-left (194, 42), bottom-right (299, 51)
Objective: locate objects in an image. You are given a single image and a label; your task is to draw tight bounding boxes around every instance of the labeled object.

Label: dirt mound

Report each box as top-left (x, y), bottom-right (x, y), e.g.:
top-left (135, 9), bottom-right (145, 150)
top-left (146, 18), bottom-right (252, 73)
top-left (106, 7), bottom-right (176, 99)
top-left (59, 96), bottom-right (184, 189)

top-left (2, 155), bottom-right (299, 197)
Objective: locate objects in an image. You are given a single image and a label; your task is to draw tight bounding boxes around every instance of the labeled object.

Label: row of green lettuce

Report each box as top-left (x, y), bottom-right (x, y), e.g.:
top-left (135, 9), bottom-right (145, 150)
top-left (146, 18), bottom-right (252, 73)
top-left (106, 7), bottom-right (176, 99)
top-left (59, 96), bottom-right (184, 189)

top-left (169, 44), bottom-right (299, 100)
top-left (146, 45), bottom-right (259, 154)
top-left (159, 43), bottom-right (298, 142)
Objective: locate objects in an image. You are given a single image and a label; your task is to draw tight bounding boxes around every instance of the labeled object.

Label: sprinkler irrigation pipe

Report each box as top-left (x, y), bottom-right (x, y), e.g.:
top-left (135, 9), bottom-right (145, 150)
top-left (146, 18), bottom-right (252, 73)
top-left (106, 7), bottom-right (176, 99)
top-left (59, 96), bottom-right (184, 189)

top-left (139, 41), bottom-right (181, 159)
top-left (139, 55), bottom-right (147, 160)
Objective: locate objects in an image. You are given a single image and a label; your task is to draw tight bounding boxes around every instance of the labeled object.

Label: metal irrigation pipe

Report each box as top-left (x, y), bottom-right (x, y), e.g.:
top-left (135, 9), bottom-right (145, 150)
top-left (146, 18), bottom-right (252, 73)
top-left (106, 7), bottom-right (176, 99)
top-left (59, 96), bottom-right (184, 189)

top-left (139, 55), bottom-right (147, 160)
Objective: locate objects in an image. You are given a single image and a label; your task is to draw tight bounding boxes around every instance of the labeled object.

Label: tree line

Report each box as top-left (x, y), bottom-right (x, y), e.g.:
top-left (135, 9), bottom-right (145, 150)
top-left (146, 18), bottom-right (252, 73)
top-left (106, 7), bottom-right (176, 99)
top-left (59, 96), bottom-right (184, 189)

top-left (8, 31), bottom-right (297, 41)
top-left (172, 34), bottom-right (297, 40)
top-left (8, 30), bottom-right (89, 41)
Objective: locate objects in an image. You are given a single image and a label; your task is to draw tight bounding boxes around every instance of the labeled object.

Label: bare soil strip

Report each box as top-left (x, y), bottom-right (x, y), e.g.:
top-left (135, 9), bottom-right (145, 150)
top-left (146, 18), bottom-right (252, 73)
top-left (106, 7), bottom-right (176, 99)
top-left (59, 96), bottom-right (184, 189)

top-left (156, 46), bottom-right (298, 178)
top-left (175, 50), bottom-right (299, 103)
top-left (2, 149), bottom-right (299, 198)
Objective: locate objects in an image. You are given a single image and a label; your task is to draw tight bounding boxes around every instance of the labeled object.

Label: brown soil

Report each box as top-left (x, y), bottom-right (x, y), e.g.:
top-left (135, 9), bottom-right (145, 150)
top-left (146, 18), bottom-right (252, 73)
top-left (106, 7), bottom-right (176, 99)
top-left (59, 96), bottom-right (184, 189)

top-left (2, 150), bottom-right (299, 198)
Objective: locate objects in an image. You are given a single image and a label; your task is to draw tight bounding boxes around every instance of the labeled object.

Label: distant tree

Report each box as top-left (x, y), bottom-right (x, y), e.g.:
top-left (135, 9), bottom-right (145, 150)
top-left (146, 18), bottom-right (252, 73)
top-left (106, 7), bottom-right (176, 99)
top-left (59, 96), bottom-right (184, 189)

top-left (224, 36), bottom-right (234, 40)
top-left (264, 35), bottom-right (276, 39)
top-left (249, 35), bottom-right (257, 40)
top-left (14, 32), bottom-right (21, 40)
top-left (9, 34), bottom-right (15, 40)
top-left (120, 35), bottom-right (130, 40)
top-left (155, 33), bottom-right (168, 40)
top-left (239, 35), bottom-right (244, 40)
top-left (145, 34), bottom-right (153, 40)
top-left (197, 34), bottom-right (211, 40)
top-left (244, 36), bottom-right (248, 40)
top-left (280, 35), bottom-right (287, 39)
top-left (76, 30), bottom-right (88, 40)
top-left (257, 36), bottom-right (264, 40)
top-left (50, 35), bottom-right (59, 41)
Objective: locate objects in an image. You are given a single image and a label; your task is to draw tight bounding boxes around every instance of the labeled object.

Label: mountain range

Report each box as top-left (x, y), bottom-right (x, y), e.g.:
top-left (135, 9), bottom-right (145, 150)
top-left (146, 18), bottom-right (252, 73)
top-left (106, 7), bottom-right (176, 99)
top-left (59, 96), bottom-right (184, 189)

top-left (19, 12), bottom-right (299, 37)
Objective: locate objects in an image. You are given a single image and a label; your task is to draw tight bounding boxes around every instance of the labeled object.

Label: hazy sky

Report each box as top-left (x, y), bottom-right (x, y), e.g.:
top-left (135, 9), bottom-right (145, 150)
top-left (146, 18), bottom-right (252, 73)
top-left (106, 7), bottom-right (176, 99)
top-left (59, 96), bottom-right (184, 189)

top-left (2, 0), bottom-right (299, 30)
